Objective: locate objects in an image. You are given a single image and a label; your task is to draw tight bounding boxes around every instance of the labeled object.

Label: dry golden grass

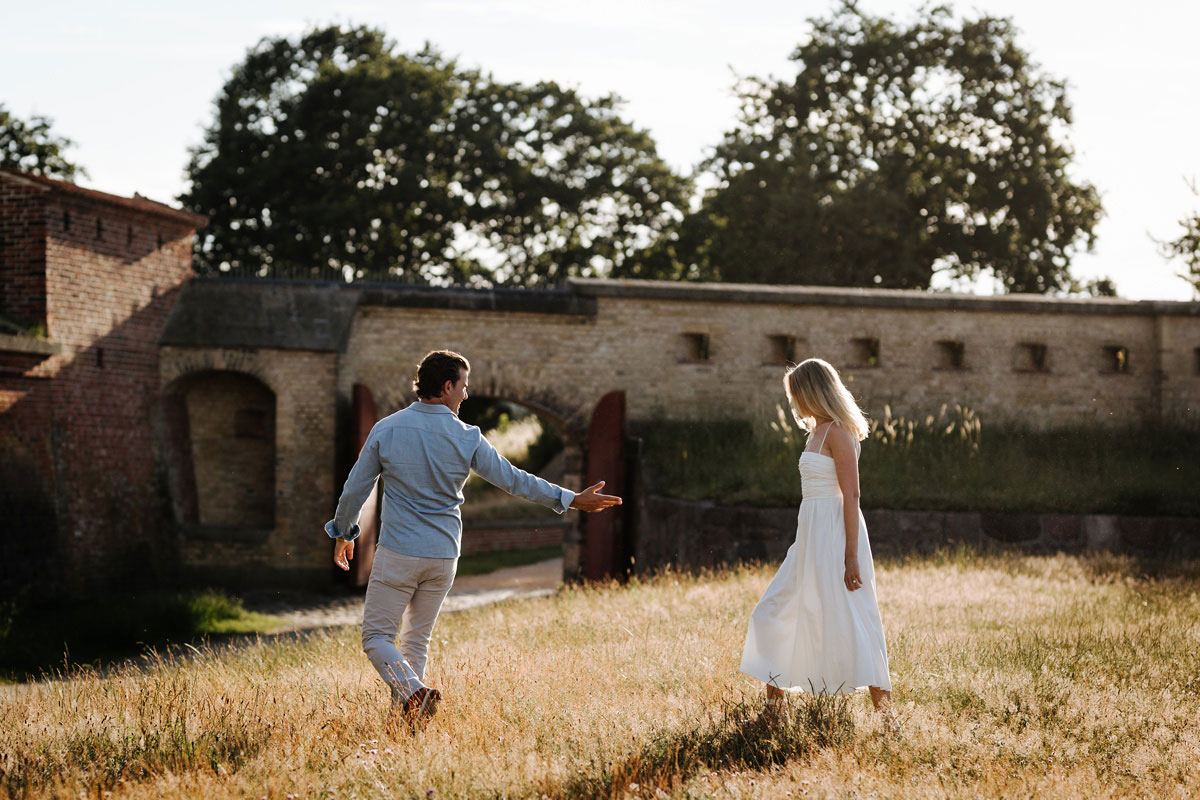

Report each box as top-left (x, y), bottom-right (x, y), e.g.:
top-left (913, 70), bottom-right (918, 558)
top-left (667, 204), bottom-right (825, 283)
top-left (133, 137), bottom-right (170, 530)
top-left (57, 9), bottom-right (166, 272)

top-left (3, 551), bottom-right (1199, 799)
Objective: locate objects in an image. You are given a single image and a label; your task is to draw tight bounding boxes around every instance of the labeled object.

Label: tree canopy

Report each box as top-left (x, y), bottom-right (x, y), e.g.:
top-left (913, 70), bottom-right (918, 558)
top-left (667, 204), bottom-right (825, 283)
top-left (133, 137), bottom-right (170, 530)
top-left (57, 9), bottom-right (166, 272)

top-left (0, 104), bottom-right (86, 180)
top-left (671, 3), bottom-right (1103, 294)
top-left (180, 26), bottom-right (688, 286)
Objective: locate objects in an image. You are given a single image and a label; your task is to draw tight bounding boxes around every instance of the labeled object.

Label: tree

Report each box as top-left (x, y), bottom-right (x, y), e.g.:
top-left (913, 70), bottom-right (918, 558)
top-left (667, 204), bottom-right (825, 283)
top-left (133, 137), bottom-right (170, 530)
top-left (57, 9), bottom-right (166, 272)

top-left (0, 104), bottom-right (86, 180)
top-left (675, 3), bottom-right (1102, 293)
top-left (180, 26), bottom-right (687, 286)
top-left (1156, 179), bottom-right (1200, 295)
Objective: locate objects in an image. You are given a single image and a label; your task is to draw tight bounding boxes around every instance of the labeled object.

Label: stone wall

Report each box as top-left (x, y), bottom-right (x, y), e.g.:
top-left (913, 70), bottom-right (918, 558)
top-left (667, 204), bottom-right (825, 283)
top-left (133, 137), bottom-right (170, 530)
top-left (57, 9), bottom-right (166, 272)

top-left (632, 494), bottom-right (1200, 573)
top-left (157, 277), bottom-right (1200, 587)
top-left (460, 520), bottom-right (569, 556)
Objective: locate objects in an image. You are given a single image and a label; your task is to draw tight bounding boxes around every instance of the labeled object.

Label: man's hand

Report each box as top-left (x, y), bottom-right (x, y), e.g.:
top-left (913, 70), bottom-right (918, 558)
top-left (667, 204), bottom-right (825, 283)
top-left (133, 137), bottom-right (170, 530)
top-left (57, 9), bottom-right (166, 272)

top-left (334, 539), bottom-right (355, 571)
top-left (570, 480), bottom-right (623, 513)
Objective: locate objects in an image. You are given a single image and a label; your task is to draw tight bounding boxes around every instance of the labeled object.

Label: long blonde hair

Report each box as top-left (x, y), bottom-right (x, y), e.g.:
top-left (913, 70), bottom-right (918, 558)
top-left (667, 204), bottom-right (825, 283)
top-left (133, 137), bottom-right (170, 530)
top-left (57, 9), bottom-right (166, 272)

top-left (783, 358), bottom-right (869, 441)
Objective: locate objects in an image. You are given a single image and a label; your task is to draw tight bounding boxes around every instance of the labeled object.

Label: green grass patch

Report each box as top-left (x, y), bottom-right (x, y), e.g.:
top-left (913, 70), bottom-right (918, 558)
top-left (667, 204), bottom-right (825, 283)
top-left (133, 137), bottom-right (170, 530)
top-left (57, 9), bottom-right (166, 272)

top-left (456, 545), bottom-right (563, 576)
top-left (0, 589), bottom-right (284, 681)
top-left (638, 407), bottom-right (1200, 515)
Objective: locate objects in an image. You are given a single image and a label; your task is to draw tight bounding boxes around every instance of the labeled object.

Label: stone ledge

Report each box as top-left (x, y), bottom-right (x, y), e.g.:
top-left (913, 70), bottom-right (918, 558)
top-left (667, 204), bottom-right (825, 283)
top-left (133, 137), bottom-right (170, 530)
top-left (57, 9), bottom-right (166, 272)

top-left (569, 278), bottom-right (1200, 317)
top-left (0, 333), bottom-right (62, 356)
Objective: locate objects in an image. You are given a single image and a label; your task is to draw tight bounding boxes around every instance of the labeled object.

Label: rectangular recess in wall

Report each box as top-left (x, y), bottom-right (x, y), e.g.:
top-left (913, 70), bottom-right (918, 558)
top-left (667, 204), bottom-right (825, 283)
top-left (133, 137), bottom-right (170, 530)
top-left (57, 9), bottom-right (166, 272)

top-left (678, 332), bottom-right (711, 363)
top-left (935, 340), bottom-right (966, 370)
top-left (849, 337), bottom-right (880, 368)
top-left (1101, 345), bottom-right (1130, 374)
top-left (1014, 342), bottom-right (1049, 373)
top-left (764, 334), bottom-right (796, 366)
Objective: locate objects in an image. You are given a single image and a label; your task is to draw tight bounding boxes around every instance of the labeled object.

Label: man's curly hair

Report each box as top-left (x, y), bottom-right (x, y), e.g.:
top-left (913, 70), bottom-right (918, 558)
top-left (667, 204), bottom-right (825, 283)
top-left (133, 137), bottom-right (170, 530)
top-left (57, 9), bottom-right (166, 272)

top-left (413, 350), bottom-right (470, 399)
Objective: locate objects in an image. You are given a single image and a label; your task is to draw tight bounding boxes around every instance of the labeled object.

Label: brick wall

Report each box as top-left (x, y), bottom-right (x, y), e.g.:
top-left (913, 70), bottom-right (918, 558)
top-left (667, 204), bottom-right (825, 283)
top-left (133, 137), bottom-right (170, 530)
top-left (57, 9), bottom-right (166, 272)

top-left (0, 180), bottom-right (47, 328)
top-left (0, 171), bottom-right (203, 596)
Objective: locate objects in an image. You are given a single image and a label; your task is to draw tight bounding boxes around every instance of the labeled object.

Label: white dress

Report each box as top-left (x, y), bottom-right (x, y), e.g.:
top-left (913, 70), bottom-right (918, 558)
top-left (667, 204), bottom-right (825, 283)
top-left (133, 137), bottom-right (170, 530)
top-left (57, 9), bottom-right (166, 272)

top-left (740, 426), bottom-right (891, 694)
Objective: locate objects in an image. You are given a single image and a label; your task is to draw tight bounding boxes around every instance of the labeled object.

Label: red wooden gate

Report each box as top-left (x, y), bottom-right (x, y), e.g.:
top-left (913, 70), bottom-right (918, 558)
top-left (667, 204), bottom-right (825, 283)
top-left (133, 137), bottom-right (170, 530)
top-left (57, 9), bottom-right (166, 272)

top-left (348, 383), bottom-right (381, 588)
top-left (583, 391), bottom-right (626, 580)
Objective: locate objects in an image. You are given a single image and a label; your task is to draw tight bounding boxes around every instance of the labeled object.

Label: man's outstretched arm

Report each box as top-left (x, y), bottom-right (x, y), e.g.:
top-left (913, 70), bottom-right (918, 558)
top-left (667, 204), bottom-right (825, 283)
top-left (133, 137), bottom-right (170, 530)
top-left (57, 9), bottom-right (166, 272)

top-left (471, 435), bottom-right (621, 513)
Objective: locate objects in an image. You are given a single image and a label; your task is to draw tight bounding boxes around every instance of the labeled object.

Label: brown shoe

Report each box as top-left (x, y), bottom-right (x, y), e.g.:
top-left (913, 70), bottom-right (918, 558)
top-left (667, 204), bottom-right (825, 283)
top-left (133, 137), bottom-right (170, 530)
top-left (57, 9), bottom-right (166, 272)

top-left (404, 687), bottom-right (441, 720)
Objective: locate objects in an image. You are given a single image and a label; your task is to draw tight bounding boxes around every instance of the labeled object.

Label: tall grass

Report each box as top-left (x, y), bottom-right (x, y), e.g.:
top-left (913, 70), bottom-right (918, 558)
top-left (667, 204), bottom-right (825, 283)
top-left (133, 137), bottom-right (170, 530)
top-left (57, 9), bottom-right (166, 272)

top-left (638, 407), bottom-right (1200, 515)
top-left (3, 553), bottom-right (1198, 798)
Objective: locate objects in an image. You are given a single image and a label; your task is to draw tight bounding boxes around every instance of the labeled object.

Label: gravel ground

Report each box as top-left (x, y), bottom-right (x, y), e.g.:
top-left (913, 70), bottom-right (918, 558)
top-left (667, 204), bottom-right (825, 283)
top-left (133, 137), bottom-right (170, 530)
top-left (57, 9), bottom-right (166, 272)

top-left (241, 556), bottom-right (564, 634)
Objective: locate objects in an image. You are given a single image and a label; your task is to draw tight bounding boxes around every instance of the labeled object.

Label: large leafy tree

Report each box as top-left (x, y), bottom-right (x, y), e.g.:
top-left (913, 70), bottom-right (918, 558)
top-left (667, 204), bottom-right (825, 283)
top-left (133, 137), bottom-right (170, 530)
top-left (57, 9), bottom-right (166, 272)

top-left (0, 104), bottom-right (86, 180)
top-left (674, 3), bottom-right (1102, 293)
top-left (181, 26), bottom-right (687, 286)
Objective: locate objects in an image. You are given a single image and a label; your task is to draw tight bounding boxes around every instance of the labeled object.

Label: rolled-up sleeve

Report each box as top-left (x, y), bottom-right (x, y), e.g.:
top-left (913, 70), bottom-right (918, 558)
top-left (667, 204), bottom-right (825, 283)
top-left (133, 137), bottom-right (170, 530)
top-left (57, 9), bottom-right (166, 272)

top-left (325, 428), bottom-right (384, 541)
top-left (470, 434), bottom-right (574, 513)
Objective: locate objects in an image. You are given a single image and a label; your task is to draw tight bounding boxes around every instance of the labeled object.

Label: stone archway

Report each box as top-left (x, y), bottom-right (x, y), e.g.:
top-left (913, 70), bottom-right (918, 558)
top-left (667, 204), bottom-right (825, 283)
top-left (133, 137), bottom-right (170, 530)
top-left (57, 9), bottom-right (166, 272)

top-left (347, 376), bottom-right (592, 579)
top-left (161, 369), bottom-right (276, 532)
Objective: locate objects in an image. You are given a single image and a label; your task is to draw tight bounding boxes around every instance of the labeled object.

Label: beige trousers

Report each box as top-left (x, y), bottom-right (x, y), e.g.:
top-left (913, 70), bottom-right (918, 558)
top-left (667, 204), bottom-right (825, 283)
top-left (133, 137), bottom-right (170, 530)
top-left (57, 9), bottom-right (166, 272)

top-left (361, 545), bottom-right (457, 701)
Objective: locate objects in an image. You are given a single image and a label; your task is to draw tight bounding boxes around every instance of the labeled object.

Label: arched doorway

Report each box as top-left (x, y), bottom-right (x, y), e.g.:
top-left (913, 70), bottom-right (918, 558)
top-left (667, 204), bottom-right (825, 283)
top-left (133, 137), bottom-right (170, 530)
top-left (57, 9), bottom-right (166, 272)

top-left (161, 370), bottom-right (276, 532)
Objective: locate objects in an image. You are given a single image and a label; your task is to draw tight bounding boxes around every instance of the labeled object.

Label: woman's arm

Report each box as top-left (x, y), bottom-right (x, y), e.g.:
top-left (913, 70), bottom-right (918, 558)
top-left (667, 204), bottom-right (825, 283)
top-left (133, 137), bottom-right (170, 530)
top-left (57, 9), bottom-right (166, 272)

top-left (828, 424), bottom-right (864, 592)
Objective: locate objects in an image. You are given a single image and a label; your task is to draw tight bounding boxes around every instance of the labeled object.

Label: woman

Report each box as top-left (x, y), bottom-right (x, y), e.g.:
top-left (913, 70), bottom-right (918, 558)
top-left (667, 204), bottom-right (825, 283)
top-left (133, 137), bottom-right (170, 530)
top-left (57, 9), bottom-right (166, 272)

top-left (740, 358), bottom-right (892, 712)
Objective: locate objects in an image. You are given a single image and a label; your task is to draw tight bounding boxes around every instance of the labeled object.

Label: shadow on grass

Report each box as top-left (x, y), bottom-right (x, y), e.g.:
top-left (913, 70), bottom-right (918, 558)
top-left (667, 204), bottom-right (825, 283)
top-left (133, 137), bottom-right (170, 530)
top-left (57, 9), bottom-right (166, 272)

top-left (0, 589), bottom-right (285, 683)
top-left (549, 693), bottom-right (855, 799)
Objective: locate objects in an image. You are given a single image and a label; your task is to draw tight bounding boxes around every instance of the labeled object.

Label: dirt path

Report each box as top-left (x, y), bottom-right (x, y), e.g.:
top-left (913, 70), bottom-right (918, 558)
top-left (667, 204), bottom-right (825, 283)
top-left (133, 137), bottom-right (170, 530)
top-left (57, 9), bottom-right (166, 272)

top-left (243, 557), bottom-right (564, 634)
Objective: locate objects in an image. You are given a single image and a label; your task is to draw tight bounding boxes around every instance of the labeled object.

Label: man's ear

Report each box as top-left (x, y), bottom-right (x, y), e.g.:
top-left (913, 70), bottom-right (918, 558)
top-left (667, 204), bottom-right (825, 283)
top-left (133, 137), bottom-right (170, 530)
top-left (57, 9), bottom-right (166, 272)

top-left (441, 379), bottom-right (454, 398)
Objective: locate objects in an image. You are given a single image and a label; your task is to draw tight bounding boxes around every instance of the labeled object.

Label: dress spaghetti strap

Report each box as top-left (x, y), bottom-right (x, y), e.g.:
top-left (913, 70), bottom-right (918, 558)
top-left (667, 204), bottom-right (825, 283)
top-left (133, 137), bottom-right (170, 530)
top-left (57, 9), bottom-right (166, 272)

top-left (814, 422), bottom-right (832, 455)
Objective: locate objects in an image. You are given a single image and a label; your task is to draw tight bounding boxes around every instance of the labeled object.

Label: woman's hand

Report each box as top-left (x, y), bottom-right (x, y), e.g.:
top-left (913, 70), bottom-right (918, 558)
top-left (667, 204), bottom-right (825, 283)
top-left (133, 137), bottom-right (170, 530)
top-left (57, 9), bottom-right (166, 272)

top-left (844, 555), bottom-right (863, 592)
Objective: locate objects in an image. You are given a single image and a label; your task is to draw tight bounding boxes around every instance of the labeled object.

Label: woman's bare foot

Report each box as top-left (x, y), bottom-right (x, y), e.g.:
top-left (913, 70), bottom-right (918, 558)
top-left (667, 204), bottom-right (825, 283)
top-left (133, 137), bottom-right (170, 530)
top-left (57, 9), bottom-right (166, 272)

top-left (764, 684), bottom-right (786, 715)
top-left (868, 686), bottom-right (891, 711)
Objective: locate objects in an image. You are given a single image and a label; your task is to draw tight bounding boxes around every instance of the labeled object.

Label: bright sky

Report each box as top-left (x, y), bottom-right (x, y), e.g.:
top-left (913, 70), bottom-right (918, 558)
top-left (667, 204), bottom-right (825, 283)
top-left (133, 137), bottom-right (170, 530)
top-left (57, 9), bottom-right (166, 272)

top-left (4, 0), bottom-right (1198, 299)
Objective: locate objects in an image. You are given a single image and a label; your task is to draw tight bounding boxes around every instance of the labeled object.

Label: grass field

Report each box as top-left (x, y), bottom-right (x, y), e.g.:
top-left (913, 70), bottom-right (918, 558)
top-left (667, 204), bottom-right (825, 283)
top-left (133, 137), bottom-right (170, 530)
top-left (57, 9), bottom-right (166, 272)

top-left (3, 551), bottom-right (1199, 799)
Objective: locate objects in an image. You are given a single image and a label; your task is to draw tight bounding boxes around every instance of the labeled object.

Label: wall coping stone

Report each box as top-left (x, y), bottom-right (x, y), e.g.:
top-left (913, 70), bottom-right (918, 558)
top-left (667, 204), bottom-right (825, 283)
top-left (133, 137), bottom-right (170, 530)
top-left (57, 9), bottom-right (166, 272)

top-left (357, 282), bottom-right (595, 316)
top-left (160, 275), bottom-right (1200, 354)
top-left (569, 278), bottom-right (1200, 317)
top-left (0, 333), bottom-right (62, 356)
top-left (0, 167), bottom-right (208, 227)
top-left (160, 278), bottom-right (361, 352)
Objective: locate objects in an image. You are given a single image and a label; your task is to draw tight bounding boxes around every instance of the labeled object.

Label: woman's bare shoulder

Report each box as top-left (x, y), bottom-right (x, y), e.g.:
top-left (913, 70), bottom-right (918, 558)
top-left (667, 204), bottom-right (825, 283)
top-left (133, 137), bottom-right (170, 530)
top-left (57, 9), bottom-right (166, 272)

top-left (825, 422), bottom-right (860, 456)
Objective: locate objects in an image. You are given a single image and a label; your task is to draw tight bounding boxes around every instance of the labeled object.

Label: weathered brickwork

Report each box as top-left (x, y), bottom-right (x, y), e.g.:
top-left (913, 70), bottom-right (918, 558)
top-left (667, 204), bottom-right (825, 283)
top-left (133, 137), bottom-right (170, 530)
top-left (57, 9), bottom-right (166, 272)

top-left (158, 346), bottom-right (339, 584)
top-left (460, 522), bottom-right (568, 555)
top-left (0, 170), bottom-right (204, 596)
top-left (337, 283), bottom-right (1199, 431)
top-left (0, 179), bottom-right (48, 328)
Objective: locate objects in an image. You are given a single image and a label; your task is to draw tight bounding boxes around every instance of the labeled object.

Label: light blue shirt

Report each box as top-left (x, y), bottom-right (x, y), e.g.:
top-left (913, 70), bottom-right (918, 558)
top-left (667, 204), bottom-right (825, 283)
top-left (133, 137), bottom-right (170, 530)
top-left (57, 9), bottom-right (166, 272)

top-left (325, 401), bottom-right (574, 559)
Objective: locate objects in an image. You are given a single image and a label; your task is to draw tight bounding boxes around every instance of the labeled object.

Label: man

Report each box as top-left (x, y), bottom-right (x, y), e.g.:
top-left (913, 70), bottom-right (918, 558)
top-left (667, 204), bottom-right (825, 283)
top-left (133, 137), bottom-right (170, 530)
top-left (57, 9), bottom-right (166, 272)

top-left (325, 350), bottom-right (621, 722)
